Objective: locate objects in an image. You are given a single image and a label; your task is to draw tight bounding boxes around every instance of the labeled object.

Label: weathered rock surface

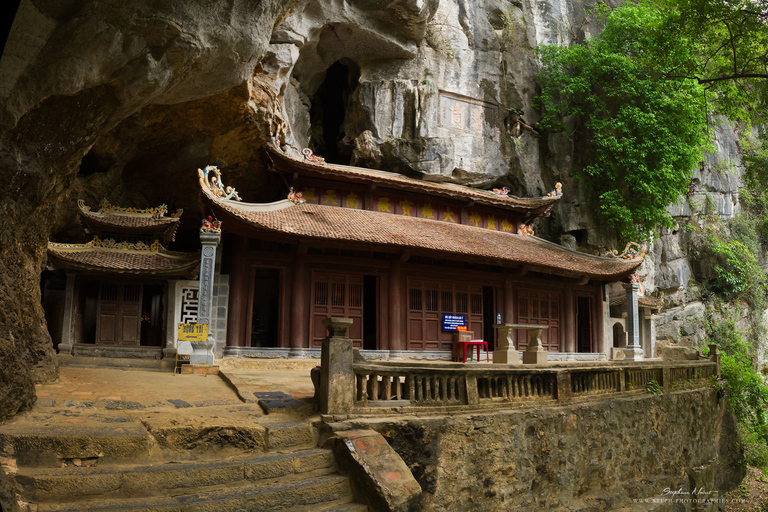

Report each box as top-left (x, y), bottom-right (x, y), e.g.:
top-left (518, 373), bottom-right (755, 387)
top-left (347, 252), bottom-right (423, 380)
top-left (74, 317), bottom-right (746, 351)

top-left (0, 0), bottom-right (291, 421)
top-left (352, 389), bottom-right (743, 511)
top-left (0, 0), bottom-right (759, 425)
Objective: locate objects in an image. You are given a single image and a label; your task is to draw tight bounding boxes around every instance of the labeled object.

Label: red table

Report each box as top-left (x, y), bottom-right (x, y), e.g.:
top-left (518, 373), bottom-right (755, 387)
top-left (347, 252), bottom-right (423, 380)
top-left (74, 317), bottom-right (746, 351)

top-left (454, 340), bottom-right (489, 363)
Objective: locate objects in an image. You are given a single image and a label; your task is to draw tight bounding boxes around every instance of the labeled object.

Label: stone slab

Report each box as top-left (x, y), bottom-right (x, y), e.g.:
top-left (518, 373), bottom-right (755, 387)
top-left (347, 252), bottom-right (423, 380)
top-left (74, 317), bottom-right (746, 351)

top-left (332, 429), bottom-right (421, 512)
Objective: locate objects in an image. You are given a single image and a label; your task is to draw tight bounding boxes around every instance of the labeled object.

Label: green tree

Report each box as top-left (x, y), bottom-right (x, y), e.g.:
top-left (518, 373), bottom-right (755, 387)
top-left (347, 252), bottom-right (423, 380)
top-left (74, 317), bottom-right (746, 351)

top-left (536, 2), bottom-right (710, 242)
top-left (655, 0), bottom-right (768, 121)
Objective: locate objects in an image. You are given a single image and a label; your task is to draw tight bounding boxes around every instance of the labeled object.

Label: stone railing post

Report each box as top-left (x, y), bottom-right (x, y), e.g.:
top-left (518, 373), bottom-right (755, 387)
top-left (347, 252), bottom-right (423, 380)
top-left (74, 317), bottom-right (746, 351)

top-left (191, 226), bottom-right (221, 365)
top-left (556, 371), bottom-right (571, 403)
top-left (709, 343), bottom-right (721, 378)
top-left (493, 324), bottom-right (519, 364)
top-left (320, 317), bottom-right (355, 415)
top-left (622, 282), bottom-right (644, 361)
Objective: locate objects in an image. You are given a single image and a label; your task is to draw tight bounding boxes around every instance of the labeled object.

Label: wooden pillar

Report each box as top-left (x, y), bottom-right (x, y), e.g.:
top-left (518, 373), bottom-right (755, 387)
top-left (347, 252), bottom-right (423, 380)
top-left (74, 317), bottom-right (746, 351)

top-left (58, 272), bottom-right (76, 356)
top-left (388, 261), bottom-right (404, 351)
top-left (503, 275), bottom-right (515, 324)
top-left (289, 252), bottom-right (308, 351)
top-left (226, 237), bottom-right (248, 348)
top-left (564, 283), bottom-right (576, 353)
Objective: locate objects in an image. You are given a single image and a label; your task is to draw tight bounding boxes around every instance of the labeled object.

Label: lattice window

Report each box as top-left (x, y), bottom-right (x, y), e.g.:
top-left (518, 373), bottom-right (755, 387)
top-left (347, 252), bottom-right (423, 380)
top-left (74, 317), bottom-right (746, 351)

top-left (426, 290), bottom-right (439, 312)
top-left (124, 284), bottom-right (141, 303)
top-left (441, 291), bottom-right (453, 312)
top-left (314, 282), bottom-right (328, 306)
top-left (470, 293), bottom-right (482, 314)
top-left (409, 289), bottom-right (422, 310)
top-left (331, 283), bottom-right (345, 306)
top-left (456, 292), bottom-right (468, 313)
top-left (349, 284), bottom-right (362, 308)
top-left (180, 287), bottom-right (199, 323)
top-left (101, 283), bottom-right (118, 301)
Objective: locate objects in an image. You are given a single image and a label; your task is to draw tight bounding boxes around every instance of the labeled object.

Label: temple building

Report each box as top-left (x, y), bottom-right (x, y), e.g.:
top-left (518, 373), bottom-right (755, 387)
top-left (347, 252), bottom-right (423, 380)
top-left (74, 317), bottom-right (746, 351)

top-left (196, 142), bottom-right (645, 361)
top-left (45, 200), bottom-right (202, 360)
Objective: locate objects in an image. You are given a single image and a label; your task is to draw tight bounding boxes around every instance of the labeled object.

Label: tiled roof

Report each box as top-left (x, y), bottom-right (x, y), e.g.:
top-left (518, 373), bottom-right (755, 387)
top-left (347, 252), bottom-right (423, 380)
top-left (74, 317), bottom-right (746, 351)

top-left (203, 190), bottom-right (642, 280)
top-left (47, 243), bottom-right (199, 276)
top-left (610, 295), bottom-right (664, 309)
top-left (263, 144), bottom-right (561, 216)
top-left (78, 200), bottom-right (182, 242)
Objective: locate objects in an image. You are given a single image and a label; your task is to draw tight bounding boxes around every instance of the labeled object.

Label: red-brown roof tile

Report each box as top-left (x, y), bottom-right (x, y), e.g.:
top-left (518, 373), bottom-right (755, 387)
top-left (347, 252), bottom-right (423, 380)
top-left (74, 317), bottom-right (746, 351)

top-left (204, 190), bottom-right (642, 280)
top-left (78, 200), bottom-right (182, 243)
top-left (264, 144), bottom-right (561, 216)
top-left (610, 295), bottom-right (664, 309)
top-left (48, 243), bottom-right (199, 277)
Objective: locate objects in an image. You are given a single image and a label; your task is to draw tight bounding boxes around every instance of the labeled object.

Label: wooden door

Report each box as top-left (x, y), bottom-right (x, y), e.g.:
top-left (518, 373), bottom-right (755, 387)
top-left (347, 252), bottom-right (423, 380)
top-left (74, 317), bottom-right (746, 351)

top-left (516, 289), bottom-right (561, 351)
top-left (96, 282), bottom-right (142, 345)
top-left (407, 280), bottom-right (483, 351)
top-left (310, 272), bottom-right (363, 347)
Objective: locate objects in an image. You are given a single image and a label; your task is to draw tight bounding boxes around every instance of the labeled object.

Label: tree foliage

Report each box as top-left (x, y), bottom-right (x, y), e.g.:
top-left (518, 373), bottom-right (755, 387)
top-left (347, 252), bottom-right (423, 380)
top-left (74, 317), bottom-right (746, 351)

top-left (656, 0), bottom-right (768, 121)
top-left (536, 2), bottom-right (710, 242)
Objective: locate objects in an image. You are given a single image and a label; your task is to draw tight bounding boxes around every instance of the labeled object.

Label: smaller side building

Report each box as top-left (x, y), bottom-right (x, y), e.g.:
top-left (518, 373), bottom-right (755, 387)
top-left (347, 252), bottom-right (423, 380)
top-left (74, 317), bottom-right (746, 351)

top-left (45, 200), bottom-right (200, 360)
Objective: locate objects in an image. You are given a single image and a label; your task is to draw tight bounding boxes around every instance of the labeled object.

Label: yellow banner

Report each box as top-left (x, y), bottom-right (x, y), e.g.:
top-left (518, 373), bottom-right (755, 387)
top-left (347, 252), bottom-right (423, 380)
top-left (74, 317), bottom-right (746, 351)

top-left (177, 323), bottom-right (208, 342)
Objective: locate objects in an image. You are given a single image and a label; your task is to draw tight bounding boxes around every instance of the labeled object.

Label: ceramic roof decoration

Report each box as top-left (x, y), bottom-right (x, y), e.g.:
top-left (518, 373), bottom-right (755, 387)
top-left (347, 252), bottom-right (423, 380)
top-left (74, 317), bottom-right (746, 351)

top-left (302, 148), bottom-right (325, 163)
top-left (287, 187), bottom-right (306, 204)
top-left (200, 185), bottom-right (643, 281)
top-left (200, 216), bottom-right (222, 233)
top-left (263, 143), bottom-right (561, 216)
top-left (47, 237), bottom-right (199, 277)
top-left (547, 182), bottom-right (563, 197)
top-left (603, 241), bottom-right (647, 260)
top-left (77, 199), bottom-right (183, 243)
top-left (199, 165), bottom-right (242, 201)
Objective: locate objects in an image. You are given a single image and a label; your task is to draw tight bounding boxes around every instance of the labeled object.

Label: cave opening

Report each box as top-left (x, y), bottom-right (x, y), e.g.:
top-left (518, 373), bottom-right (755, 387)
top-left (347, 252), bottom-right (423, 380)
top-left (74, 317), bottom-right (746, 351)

top-left (309, 59), bottom-right (360, 165)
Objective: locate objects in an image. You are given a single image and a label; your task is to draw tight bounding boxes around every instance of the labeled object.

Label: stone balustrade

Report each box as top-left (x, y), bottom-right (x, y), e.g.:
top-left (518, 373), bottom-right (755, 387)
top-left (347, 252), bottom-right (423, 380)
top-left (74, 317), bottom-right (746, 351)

top-left (318, 317), bottom-right (720, 415)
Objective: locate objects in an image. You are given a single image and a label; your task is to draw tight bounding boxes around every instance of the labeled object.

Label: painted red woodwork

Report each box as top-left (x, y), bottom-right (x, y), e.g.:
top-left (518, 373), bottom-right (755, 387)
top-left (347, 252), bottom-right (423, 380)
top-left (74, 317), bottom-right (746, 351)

top-left (515, 288), bottom-right (561, 351)
top-left (407, 279), bottom-right (483, 351)
top-left (95, 282), bottom-right (142, 345)
top-left (310, 271), bottom-right (364, 348)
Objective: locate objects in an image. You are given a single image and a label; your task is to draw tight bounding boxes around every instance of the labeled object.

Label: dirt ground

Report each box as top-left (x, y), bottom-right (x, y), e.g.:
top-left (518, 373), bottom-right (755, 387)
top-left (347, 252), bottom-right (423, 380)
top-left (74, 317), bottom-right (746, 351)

top-left (724, 466), bottom-right (768, 511)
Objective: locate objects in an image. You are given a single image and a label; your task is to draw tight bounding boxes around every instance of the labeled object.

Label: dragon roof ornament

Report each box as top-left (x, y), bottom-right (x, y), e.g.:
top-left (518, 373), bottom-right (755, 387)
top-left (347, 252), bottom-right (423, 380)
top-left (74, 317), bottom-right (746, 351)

top-left (199, 165), bottom-right (242, 201)
top-left (603, 242), bottom-right (646, 260)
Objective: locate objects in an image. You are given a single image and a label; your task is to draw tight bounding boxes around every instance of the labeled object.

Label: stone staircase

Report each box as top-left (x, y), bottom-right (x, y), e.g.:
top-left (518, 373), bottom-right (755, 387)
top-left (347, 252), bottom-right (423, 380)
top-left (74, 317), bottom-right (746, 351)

top-left (3, 412), bottom-right (367, 511)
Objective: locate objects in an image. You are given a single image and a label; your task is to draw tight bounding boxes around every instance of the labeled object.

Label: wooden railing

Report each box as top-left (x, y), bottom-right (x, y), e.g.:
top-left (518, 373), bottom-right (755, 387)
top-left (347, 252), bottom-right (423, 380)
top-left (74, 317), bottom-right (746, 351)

top-left (317, 317), bottom-right (721, 415)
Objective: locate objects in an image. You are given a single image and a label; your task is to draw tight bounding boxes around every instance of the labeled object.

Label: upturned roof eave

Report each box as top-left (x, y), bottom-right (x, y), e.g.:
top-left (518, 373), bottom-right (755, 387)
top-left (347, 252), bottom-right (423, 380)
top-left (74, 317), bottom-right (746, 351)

top-left (263, 143), bottom-right (561, 215)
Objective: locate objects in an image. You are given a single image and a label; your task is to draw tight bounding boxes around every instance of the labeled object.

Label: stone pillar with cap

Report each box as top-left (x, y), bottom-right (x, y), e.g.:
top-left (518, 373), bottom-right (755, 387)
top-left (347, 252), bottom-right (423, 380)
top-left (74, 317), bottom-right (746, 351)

top-left (191, 223), bottom-right (221, 365)
top-left (622, 281), bottom-right (644, 361)
top-left (492, 324), bottom-right (519, 364)
top-left (320, 317), bottom-right (355, 415)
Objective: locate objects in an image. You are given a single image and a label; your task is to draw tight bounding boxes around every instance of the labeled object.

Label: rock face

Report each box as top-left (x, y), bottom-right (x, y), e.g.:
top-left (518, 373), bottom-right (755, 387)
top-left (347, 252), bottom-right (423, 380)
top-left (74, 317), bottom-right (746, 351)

top-left (0, 0), bottom-right (290, 421)
top-left (356, 389), bottom-right (743, 511)
top-left (0, 0), bottom-right (756, 420)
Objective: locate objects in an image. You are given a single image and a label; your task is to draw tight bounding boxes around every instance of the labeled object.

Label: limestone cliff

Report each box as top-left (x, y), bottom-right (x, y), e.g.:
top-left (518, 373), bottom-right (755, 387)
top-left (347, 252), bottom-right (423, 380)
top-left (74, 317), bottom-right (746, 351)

top-left (0, 0), bottom-right (753, 420)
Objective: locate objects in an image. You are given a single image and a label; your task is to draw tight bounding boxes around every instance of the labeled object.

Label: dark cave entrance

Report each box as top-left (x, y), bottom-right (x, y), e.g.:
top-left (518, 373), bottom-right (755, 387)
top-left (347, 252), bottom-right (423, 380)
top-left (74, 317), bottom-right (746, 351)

top-left (309, 59), bottom-right (360, 165)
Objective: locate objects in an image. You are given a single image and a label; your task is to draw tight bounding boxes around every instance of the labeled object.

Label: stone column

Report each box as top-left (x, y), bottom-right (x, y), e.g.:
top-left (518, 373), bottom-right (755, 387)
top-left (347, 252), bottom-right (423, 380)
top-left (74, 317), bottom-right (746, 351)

top-left (58, 272), bottom-right (76, 356)
top-left (320, 317), bottom-right (355, 415)
top-left (492, 324), bottom-right (519, 364)
top-left (191, 228), bottom-right (221, 365)
top-left (622, 282), bottom-right (644, 361)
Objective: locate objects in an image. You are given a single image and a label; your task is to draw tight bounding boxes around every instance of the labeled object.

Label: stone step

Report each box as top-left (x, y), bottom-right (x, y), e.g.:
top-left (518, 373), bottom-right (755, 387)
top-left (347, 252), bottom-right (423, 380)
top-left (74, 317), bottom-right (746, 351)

top-left (0, 418), bottom-right (154, 468)
top-left (264, 421), bottom-right (317, 451)
top-left (58, 355), bottom-right (174, 371)
top-left (291, 497), bottom-right (370, 512)
top-left (35, 473), bottom-right (354, 512)
top-left (17, 448), bottom-right (335, 503)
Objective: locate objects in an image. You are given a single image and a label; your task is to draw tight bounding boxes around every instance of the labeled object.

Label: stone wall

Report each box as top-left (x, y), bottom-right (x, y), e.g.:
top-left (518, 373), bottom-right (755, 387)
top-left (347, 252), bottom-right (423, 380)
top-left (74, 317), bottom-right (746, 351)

top-left (349, 389), bottom-right (743, 511)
